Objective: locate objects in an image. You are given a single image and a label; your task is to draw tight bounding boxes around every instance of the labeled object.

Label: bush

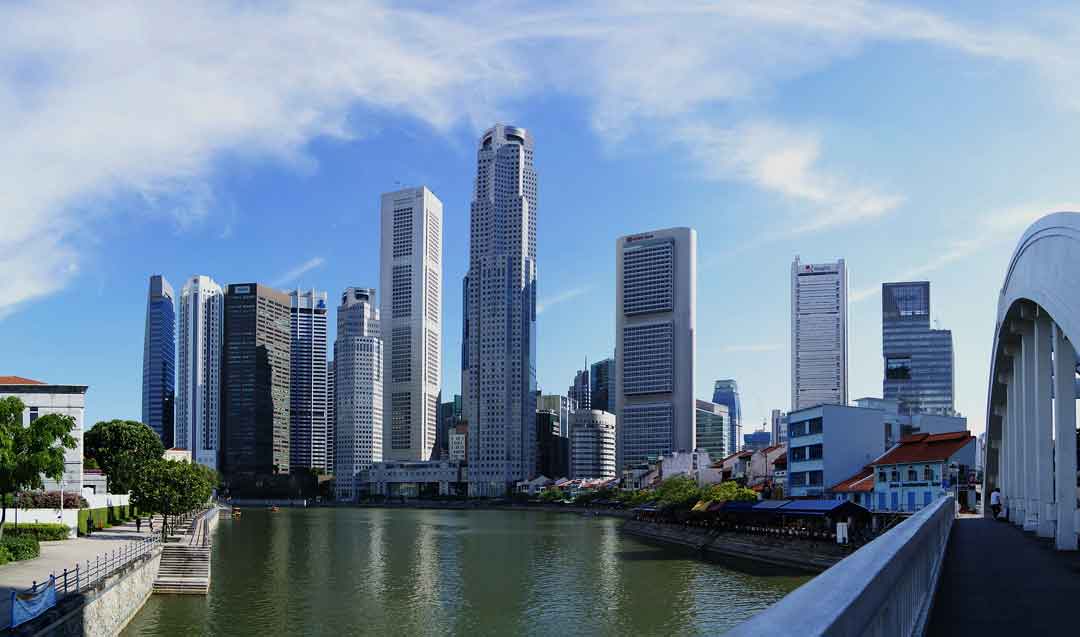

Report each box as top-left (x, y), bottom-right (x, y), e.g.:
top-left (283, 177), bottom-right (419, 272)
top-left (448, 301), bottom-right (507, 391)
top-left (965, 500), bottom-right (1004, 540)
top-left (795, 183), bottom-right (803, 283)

top-left (0, 545), bottom-right (11, 565)
top-left (2, 523), bottom-right (70, 541)
top-left (2, 535), bottom-right (40, 561)
top-left (15, 491), bottom-right (88, 509)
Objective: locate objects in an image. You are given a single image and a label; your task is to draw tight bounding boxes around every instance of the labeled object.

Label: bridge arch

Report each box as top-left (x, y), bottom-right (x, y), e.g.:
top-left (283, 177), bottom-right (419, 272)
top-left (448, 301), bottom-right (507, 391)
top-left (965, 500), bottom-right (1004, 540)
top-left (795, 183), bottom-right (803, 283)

top-left (985, 211), bottom-right (1080, 550)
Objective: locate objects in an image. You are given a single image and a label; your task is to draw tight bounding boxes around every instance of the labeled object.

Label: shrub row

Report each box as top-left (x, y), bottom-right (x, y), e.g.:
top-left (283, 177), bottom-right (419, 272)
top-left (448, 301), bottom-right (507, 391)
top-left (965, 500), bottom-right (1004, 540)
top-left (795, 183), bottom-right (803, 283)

top-left (2, 491), bottom-right (88, 509)
top-left (2, 535), bottom-right (40, 561)
top-left (2, 523), bottom-right (70, 541)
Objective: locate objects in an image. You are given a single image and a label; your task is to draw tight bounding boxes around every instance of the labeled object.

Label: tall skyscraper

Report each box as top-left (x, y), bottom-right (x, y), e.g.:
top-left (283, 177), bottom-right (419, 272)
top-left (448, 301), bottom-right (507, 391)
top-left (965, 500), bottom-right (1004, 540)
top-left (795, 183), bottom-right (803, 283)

top-left (289, 289), bottom-right (329, 473)
top-left (712, 379), bottom-right (742, 455)
top-left (770, 408), bottom-right (788, 445)
top-left (176, 275), bottom-right (223, 469)
top-left (334, 287), bottom-right (383, 501)
top-left (590, 357), bottom-right (615, 413)
top-left (142, 275), bottom-right (176, 448)
top-left (882, 281), bottom-right (955, 415)
top-left (571, 410), bottom-right (616, 479)
top-left (616, 227), bottom-right (696, 471)
top-left (380, 186), bottom-right (443, 462)
top-left (568, 367), bottom-right (591, 411)
top-left (220, 283), bottom-right (291, 484)
top-left (695, 399), bottom-right (729, 461)
top-left (463, 124), bottom-right (538, 496)
top-left (791, 257), bottom-right (848, 410)
top-left (327, 359), bottom-right (335, 474)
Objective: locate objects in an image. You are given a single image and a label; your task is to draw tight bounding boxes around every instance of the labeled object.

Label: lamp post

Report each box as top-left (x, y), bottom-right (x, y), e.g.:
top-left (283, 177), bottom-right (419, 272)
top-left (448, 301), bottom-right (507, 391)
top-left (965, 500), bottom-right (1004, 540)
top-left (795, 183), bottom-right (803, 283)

top-left (59, 477), bottom-right (67, 535)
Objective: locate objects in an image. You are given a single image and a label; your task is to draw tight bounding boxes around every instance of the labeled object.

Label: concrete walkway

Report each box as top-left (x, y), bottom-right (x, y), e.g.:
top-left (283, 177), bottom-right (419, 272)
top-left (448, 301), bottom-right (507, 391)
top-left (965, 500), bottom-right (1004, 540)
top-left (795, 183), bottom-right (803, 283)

top-left (928, 516), bottom-right (1080, 635)
top-left (0, 516), bottom-right (158, 628)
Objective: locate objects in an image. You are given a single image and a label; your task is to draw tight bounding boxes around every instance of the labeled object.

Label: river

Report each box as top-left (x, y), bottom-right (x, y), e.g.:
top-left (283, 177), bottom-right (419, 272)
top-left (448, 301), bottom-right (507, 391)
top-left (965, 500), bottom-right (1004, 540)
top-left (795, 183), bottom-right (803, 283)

top-left (123, 508), bottom-right (808, 636)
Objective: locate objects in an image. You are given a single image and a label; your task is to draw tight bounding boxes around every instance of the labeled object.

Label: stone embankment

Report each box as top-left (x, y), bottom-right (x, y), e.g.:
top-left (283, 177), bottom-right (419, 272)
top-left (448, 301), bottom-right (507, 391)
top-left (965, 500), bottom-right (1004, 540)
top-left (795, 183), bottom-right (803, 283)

top-left (622, 520), bottom-right (849, 573)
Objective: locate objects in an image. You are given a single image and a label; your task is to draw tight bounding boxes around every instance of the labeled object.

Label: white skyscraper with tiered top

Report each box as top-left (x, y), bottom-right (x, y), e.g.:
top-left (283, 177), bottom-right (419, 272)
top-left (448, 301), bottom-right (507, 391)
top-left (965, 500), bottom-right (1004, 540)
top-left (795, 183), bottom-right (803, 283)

top-left (791, 257), bottom-right (848, 411)
top-left (463, 124), bottom-right (538, 496)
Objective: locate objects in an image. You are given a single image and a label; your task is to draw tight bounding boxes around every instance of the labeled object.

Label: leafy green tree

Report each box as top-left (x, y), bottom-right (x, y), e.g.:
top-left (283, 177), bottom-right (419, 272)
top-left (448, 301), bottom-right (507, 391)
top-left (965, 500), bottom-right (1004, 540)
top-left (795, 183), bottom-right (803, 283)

top-left (0, 397), bottom-right (77, 540)
top-left (84, 420), bottom-right (165, 493)
top-left (539, 488), bottom-right (564, 502)
top-left (701, 481), bottom-right (758, 502)
top-left (129, 459), bottom-right (214, 539)
top-left (654, 475), bottom-right (702, 508)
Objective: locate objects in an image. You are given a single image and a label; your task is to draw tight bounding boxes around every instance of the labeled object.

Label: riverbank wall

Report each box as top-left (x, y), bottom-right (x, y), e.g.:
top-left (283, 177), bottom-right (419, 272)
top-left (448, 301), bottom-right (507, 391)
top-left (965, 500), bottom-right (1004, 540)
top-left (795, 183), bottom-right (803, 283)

top-left (346, 501), bottom-right (634, 519)
top-left (13, 546), bottom-right (162, 637)
top-left (621, 520), bottom-right (848, 574)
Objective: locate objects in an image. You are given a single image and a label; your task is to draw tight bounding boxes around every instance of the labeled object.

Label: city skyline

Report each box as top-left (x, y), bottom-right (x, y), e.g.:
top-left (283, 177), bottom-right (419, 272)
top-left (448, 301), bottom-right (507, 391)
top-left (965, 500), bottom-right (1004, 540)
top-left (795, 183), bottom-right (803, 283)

top-left (7, 3), bottom-right (1080, 439)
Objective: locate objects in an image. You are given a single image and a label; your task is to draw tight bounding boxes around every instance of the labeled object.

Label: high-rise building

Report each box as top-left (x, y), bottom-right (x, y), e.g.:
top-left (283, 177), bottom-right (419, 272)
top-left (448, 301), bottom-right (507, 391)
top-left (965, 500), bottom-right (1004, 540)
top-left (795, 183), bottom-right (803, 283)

top-left (616, 227), bottom-right (697, 471)
top-left (694, 399), bottom-right (729, 461)
top-left (791, 257), bottom-right (848, 410)
top-left (712, 379), bottom-right (742, 455)
top-left (436, 393), bottom-right (464, 459)
top-left (142, 275), bottom-right (176, 448)
top-left (770, 408), bottom-right (788, 446)
top-left (463, 124), bottom-right (538, 496)
top-left (744, 429), bottom-right (772, 451)
top-left (571, 410), bottom-right (616, 479)
top-left (538, 393), bottom-right (577, 438)
top-left (882, 282), bottom-right (955, 415)
top-left (289, 289), bottom-right (329, 474)
top-left (220, 283), bottom-right (292, 484)
top-left (327, 359), bottom-right (335, 473)
top-left (334, 287), bottom-right (383, 501)
top-left (568, 367), bottom-right (591, 411)
top-left (381, 186), bottom-right (442, 462)
top-left (535, 410), bottom-right (569, 479)
top-left (176, 275), bottom-right (223, 469)
top-left (590, 357), bottom-right (615, 413)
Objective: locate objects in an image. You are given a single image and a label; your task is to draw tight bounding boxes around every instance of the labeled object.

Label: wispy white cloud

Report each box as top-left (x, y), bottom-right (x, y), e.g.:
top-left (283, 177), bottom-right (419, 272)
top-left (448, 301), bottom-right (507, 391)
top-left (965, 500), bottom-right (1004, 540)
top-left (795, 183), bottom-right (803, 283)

top-left (720, 343), bottom-right (785, 353)
top-left (1, 1), bottom-right (1078, 316)
top-left (850, 201), bottom-right (1080, 302)
top-left (273, 257), bottom-right (327, 287)
top-left (537, 286), bottom-right (590, 315)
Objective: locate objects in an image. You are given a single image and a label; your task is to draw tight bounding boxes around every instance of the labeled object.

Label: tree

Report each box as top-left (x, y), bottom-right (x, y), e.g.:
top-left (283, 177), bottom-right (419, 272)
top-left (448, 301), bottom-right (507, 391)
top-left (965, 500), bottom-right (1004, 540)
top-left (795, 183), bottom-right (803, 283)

top-left (129, 459), bottom-right (214, 539)
top-left (701, 481), bottom-right (758, 502)
top-left (84, 420), bottom-right (165, 493)
top-left (654, 475), bottom-right (702, 508)
top-left (0, 397), bottom-right (77, 540)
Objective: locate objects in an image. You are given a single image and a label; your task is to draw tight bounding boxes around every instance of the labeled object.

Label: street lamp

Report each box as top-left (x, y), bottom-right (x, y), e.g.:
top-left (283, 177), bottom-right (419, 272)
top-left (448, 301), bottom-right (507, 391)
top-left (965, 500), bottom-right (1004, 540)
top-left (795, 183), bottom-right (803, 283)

top-left (59, 477), bottom-right (67, 535)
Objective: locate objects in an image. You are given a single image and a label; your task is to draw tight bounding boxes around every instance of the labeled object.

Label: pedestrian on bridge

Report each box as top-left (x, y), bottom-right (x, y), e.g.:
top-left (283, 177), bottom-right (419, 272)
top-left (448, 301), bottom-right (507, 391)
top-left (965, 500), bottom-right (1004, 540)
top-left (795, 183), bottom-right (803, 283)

top-left (990, 488), bottom-right (1002, 519)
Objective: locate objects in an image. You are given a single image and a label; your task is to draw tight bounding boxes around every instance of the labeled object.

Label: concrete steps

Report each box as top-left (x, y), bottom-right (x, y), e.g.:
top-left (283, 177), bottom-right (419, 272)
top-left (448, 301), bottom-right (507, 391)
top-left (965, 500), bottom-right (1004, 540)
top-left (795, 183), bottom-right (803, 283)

top-left (152, 510), bottom-right (216, 595)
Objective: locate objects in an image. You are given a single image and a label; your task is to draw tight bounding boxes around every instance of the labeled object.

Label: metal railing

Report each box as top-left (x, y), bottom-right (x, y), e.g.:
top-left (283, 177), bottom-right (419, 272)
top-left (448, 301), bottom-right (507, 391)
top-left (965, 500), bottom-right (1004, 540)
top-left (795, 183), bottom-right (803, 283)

top-left (727, 496), bottom-right (955, 637)
top-left (3, 534), bottom-right (160, 629)
top-left (186, 508), bottom-right (215, 547)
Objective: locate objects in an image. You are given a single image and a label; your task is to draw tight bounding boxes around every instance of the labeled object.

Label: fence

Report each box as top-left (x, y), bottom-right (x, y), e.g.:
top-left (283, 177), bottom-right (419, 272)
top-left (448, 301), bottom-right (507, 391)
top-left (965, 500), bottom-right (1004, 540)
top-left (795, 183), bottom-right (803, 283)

top-left (4, 534), bottom-right (160, 630)
top-left (726, 496), bottom-right (955, 637)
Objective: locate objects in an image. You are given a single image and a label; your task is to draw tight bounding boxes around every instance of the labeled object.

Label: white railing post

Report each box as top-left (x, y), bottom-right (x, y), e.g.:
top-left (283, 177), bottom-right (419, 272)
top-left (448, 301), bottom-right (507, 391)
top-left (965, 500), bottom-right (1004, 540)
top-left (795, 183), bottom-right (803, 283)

top-left (1053, 324), bottom-right (1078, 550)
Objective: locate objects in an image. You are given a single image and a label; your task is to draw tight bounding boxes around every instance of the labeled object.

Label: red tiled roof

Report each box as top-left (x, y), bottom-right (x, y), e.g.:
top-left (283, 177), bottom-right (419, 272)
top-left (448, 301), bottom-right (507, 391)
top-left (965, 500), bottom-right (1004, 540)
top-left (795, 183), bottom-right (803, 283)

top-left (871, 431), bottom-right (974, 466)
top-left (772, 455), bottom-right (787, 468)
top-left (832, 467), bottom-right (874, 493)
top-left (760, 444), bottom-right (784, 455)
top-left (0, 376), bottom-right (46, 385)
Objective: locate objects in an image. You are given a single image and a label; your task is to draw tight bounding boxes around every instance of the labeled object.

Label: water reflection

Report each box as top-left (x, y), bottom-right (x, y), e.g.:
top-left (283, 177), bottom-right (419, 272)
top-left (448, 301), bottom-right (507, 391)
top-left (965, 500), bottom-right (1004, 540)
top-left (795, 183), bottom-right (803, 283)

top-left (124, 509), bottom-right (808, 636)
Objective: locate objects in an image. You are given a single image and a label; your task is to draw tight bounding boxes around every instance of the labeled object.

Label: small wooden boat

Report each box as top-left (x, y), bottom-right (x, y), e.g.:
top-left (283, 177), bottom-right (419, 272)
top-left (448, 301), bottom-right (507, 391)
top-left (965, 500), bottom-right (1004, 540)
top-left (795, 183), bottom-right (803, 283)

top-left (269, 505), bottom-right (280, 512)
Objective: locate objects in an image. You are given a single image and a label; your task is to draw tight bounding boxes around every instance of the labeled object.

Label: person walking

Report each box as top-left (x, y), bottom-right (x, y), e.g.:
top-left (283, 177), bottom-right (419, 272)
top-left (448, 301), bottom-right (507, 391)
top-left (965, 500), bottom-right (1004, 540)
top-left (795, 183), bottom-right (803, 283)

top-left (990, 488), bottom-right (1002, 519)
top-left (135, 517), bottom-right (142, 533)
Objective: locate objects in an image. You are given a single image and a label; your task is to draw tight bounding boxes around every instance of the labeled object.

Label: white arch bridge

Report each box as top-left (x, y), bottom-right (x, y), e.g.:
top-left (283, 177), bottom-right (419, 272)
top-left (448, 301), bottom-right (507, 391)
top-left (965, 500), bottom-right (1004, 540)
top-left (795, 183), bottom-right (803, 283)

top-left (730, 212), bottom-right (1080, 636)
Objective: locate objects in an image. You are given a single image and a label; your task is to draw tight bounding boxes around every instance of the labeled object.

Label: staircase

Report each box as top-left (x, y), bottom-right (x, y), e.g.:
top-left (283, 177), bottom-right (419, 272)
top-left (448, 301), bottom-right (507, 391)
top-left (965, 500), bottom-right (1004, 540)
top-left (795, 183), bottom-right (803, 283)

top-left (152, 508), bottom-right (217, 595)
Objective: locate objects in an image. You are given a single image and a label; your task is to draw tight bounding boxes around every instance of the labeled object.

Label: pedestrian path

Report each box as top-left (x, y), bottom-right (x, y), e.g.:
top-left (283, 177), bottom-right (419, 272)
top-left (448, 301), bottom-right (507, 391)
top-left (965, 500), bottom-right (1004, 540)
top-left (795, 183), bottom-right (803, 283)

top-left (927, 516), bottom-right (1080, 635)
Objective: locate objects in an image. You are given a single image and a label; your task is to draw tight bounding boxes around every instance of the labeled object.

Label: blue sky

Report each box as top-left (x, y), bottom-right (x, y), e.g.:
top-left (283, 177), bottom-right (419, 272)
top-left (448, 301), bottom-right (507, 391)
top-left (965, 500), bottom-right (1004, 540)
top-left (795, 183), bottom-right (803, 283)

top-left (3, 1), bottom-right (1080, 435)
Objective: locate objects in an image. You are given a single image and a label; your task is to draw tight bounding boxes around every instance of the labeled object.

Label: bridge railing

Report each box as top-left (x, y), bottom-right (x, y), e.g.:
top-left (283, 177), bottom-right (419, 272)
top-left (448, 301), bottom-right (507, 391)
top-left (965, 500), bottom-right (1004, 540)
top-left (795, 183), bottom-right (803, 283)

top-left (727, 496), bottom-right (955, 637)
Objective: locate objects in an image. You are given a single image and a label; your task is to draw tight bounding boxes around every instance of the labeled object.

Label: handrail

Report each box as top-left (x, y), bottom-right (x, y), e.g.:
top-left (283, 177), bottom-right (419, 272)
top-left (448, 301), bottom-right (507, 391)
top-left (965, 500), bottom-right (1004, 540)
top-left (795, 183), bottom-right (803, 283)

top-left (727, 496), bottom-right (955, 637)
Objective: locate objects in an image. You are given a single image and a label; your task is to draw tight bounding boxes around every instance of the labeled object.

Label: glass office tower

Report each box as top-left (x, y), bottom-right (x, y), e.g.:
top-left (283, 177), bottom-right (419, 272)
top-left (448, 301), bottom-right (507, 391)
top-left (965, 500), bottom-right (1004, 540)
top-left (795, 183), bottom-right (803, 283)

top-left (882, 282), bottom-right (955, 415)
top-left (142, 275), bottom-right (176, 448)
top-left (712, 379), bottom-right (742, 453)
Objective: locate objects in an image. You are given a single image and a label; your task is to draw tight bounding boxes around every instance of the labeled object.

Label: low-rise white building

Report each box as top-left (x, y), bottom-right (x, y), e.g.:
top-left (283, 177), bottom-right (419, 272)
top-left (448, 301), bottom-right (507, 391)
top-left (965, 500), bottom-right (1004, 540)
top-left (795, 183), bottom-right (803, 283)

top-left (0, 376), bottom-right (87, 493)
top-left (366, 460), bottom-right (467, 498)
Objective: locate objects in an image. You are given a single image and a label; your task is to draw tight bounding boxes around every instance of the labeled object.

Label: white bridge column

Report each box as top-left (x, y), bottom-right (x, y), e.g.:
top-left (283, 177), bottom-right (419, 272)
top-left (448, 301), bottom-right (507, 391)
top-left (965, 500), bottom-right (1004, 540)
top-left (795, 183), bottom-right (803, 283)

top-left (1021, 319), bottom-right (1040, 532)
top-left (1012, 349), bottom-right (1027, 526)
top-left (1005, 358), bottom-right (1019, 524)
top-left (1034, 313), bottom-right (1055, 537)
top-left (1053, 324), bottom-right (1078, 550)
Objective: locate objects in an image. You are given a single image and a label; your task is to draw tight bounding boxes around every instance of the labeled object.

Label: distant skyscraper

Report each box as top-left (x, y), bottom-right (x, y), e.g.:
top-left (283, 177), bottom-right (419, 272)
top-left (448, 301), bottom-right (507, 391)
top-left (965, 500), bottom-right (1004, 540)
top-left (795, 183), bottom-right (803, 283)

top-left (220, 283), bottom-right (291, 484)
top-left (535, 410), bottom-right (569, 479)
top-left (289, 289), bottom-right (329, 473)
top-left (571, 410), bottom-right (616, 479)
top-left (770, 409), bottom-right (788, 445)
top-left (327, 359), bottom-right (335, 473)
top-left (381, 186), bottom-right (442, 462)
top-left (616, 227), bottom-right (697, 470)
top-left (695, 399), bottom-right (729, 461)
top-left (334, 287), bottom-right (383, 501)
top-left (743, 429), bottom-right (772, 451)
top-left (463, 124), bottom-right (538, 496)
top-left (712, 379), bottom-right (742, 454)
top-left (176, 275), bottom-right (223, 469)
top-left (791, 257), bottom-right (848, 410)
top-left (590, 357), bottom-right (615, 413)
top-left (142, 275), bottom-right (176, 448)
top-left (568, 367), bottom-right (591, 411)
top-left (882, 282), bottom-right (955, 415)
top-left (538, 393), bottom-right (577, 439)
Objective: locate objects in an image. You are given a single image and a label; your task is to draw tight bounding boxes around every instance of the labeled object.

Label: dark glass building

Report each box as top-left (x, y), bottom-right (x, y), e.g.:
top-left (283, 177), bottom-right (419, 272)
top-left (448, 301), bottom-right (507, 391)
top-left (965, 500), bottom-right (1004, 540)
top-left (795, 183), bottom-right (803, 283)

top-left (882, 282), bottom-right (955, 415)
top-left (142, 275), bottom-right (176, 448)
top-left (220, 283), bottom-right (292, 485)
top-left (590, 357), bottom-right (614, 413)
top-left (712, 379), bottom-right (742, 453)
top-left (536, 410), bottom-right (569, 479)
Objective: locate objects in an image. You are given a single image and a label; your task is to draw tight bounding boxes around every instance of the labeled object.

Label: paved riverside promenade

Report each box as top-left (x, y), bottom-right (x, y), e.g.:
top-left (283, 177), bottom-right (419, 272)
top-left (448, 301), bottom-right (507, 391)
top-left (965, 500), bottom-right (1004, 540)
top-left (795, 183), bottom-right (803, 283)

top-left (0, 517), bottom-right (158, 627)
top-left (928, 515), bottom-right (1080, 635)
